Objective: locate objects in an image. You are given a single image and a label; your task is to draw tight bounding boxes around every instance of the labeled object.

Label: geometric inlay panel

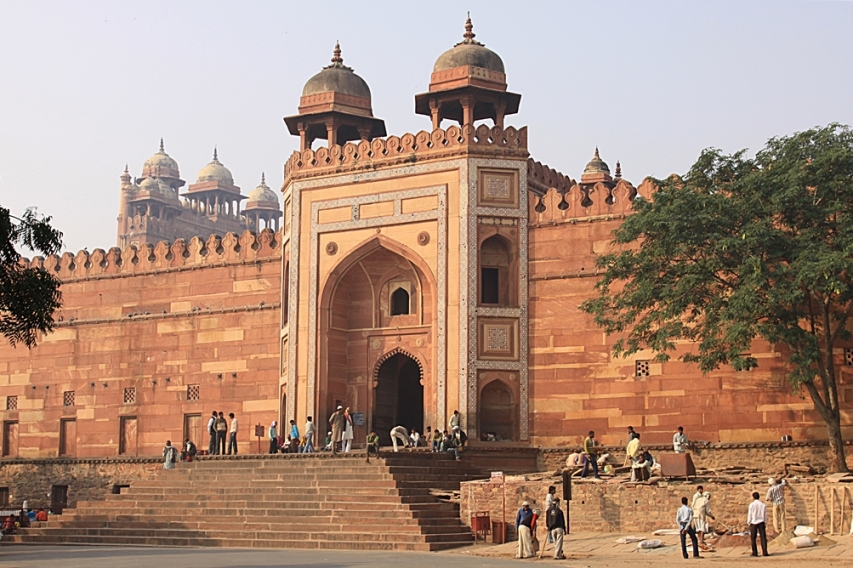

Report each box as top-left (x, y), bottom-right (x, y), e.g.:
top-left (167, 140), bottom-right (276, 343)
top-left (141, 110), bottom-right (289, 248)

top-left (479, 169), bottom-right (519, 208)
top-left (477, 317), bottom-right (519, 361)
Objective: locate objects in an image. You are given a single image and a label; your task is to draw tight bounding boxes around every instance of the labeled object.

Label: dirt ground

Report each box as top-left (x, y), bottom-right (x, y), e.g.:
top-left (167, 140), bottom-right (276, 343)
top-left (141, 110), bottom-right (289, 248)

top-left (451, 530), bottom-right (853, 567)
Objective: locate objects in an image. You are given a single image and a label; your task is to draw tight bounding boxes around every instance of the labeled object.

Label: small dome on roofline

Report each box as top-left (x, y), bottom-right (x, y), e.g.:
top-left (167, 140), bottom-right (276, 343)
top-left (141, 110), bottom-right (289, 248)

top-left (433, 16), bottom-right (505, 74)
top-left (196, 148), bottom-right (234, 184)
top-left (143, 138), bottom-right (179, 174)
top-left (246, 173), bottom-right (279, 205)
top-left (583, 147), bottom-right (610, 176)
top-left (302, 42), bottom-right (371, 100)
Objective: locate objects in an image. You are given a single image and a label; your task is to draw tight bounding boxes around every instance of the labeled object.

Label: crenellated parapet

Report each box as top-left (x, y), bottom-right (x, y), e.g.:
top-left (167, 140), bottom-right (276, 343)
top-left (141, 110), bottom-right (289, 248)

top-left (529, 177), bottom-right (656, 225)
top-left (26, 228), bottom-right (283, 282)
top-left (527, 158), bottom-right (576, 195)
top-left (285, 124), bottom-right (528, 180)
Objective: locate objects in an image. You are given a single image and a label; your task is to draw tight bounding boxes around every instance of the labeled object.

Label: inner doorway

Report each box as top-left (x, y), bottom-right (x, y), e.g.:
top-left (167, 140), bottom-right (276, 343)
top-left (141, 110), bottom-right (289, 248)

top-left (373, 353), bottom-right (423, 444)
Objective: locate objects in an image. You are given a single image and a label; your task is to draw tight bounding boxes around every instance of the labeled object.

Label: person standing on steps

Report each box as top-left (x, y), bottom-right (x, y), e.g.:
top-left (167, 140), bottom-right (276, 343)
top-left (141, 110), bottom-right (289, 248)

top-left (342, 407), bottom-right (354, 452)
top-left (329, 406), bottom-right (345, 454)
top-left (207, 410), bottom-right (217, 455)
top-left (303, 416), bottom-right (316, 453)
top-left (162, 440), bottom-right (178, 470)
top-left (227, 412), bottom-right (238, 455)
top-left (390, 425), bottom-right (410, 452)
top-left (214, 411), bottom-right (228, 455)
top-left (268, 420), bottom-right (278, 454)
top-left (289, 420), bottom-right (299, 453)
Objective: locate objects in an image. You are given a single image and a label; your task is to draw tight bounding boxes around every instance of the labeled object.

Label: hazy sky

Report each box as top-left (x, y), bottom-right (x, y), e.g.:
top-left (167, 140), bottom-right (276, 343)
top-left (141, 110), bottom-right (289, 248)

top-left (2, 1), bottom-right (852, 253)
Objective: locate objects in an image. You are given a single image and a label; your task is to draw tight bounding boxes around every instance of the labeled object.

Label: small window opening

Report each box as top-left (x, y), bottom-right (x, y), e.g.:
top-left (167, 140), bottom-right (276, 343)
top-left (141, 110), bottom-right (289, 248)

top-left (481, 267), bottom-right (499, 304)
top-left (390, 288), bottom-right (410, 316)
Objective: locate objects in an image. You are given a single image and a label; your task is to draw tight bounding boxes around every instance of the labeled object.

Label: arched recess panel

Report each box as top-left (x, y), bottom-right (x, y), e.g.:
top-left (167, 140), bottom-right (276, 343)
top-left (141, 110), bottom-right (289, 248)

top-left (478, 377), bottom-right (518, 441)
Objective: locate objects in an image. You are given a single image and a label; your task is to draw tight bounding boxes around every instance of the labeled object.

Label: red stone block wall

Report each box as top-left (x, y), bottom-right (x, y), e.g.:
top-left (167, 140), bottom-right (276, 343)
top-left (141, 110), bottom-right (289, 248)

top-left (527, 213), bottom-right (853, 447)
top-left (0, 230), bottom-right (282, 458)
top-left (461, 475), bottom-right (851, 535)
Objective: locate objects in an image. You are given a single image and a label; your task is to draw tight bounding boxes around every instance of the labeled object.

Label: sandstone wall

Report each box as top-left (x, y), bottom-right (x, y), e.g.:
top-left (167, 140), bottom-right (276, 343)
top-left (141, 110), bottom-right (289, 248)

top-left (0, 230), bottom-right (283, 458)
top-left (527, 200), bottom-right (853, 447)
top-left (0, 457), bottom-right (160, 511)
top-left (540, 441), bottom-right (852, 474)
top-left (461, 475), bottom-right (853, 537)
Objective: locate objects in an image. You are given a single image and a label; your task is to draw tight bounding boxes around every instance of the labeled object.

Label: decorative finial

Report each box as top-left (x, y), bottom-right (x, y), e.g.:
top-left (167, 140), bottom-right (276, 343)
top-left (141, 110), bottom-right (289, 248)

top-left (594, 146), bottom-right (600, 159)
top-left (463, 13), bottom-right (476, 43)
top-left (124, 164), bottom-right (129, 174)
top-left (615, 161), bottom-right (622, 178)
top-left (261, 172), bottom-right (266, 185)
top-left (331, 41), bottom-right (343, 65)
top-left (213, 146), bottom-right (218, 162)
top-left (159, 138), bottom-right (165, 152)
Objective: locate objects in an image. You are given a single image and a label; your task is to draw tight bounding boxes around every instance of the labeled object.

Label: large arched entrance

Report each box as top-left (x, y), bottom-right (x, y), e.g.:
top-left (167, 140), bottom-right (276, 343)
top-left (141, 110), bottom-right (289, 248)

top-left (374, 353), bottom-right (424, 444)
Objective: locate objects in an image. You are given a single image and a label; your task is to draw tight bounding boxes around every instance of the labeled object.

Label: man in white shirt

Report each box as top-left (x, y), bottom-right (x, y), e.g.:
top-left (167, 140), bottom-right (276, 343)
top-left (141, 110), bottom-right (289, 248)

top-left (448, 410), bottom-right (460, 431)
top-left (747, 491), bottom-right (769, 557)
top-left (676, 496), bottom-right (701, 559)
top-left (304, 416), bottom-right (316, 453)
top-left (673, 426), bottom-right (688, 453)
top-left (390, 425), bottom-right (409, 452)
top-left (227, 412), bottom-right (238, 455)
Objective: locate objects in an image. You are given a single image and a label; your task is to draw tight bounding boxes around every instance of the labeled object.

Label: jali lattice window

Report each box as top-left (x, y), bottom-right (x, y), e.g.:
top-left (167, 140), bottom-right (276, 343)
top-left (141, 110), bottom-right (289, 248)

top-left (187, 385), bottom-right (200, 401)
top-left (635, 360), bottom-right (650, 378)
top-left (123, 387), bottom-right (136, 404)
top-left (5, 396), bottom-right (17, 410)
top-left (845, 348), bottom-right (853, 367)
top-left (63, 391), bottom-right (75, 407)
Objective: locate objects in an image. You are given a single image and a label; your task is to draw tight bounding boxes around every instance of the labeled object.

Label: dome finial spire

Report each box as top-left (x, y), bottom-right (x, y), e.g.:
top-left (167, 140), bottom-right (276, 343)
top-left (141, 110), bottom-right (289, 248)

top-left (159, 138), bottom-right (165, 152)
top-left (331, 41), bottom-right (343, 65)
top-left (615, 160), bottom-right (622, 179)
top-left (261, 171), bottom-right (266, 185)
top-left (594, 146), bottom-right (600, 159)
top-left (213, 146), bottom-right (218, 162)
top-left (463, 12), bottom-right (476, 43)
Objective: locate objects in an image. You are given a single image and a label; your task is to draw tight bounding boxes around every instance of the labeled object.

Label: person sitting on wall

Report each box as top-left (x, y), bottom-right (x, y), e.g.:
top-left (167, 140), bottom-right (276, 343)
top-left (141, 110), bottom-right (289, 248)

top-left (367, 431), bottom-right (380, 456)
top-left (35, 509), bottom-right (48, 522)
top-left (431, 427), bottom-right (443, 452)
top-left (17, 509), bottom-right (30, 528)
top-left (1, 515), bottom-right (17, 535)
top-left (181, 438), bottom-right (197, 462)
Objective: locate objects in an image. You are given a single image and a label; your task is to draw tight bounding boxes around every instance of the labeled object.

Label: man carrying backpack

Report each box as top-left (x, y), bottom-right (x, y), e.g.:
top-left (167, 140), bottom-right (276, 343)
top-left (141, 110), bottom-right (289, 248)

top-left (545, 497), bottom-right (567, 560)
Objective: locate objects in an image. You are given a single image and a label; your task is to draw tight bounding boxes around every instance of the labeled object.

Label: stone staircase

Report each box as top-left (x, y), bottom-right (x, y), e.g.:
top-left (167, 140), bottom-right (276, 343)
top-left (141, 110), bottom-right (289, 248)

top-left (7, 452), bottom-right (488, 551)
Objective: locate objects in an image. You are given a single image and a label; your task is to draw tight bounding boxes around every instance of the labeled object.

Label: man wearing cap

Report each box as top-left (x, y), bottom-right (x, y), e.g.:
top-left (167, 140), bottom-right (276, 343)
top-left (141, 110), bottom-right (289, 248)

top-left (515, 501), bottom-right (534, 559)
top-left (766, 478), bottom-right (787, 533)
top-left (329, 406), bottom-right (346, 455)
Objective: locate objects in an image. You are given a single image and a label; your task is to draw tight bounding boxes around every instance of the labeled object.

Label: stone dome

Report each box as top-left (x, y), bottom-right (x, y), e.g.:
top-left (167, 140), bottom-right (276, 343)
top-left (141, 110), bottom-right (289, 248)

top-left (433, 17), bottom-right (504, 74)
top-left (196, 148), bottom-right (234, 184)
top-left (246, 173), bottom-right (279, 205)
top-left (157, 179), bottom-right (178, 200)
top-left (139, 176), bottom-right (160, 193)
top-left (143, 139), bottom-right (179, 174)
top-left (583, 148), bottom-right (610, 176)
top-left (302, 43), bottom-right (371, 100)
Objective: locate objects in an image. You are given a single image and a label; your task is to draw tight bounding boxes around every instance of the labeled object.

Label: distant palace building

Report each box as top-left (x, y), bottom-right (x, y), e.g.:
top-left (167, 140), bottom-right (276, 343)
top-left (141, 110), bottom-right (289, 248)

top-left (0, 17), bottom-right (850, 458)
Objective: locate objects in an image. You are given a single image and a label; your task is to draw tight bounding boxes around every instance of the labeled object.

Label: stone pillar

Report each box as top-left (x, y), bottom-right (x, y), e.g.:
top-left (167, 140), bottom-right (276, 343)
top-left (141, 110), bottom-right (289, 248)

top-left (430, 100), bottom-right (441, 130)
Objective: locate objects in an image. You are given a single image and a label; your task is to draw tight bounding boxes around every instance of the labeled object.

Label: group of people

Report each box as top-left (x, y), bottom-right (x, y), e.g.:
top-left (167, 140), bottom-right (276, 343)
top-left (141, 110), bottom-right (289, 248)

top-left (267, 417), bottom-right (318, 454)
top-left (385, 410), bottom-right (468, 461)
top-left (1, 508), bottom-right (48, 534)
top-left (676, 477), bottom-right (787, 559)
top-left (515, 486), bottom-right (567, 560)
top-left (207, 411), bottom-right (239, 455)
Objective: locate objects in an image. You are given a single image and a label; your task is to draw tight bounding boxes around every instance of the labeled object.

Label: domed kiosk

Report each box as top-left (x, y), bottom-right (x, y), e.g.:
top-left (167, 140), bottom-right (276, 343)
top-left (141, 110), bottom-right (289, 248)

top-left (184, 148), bottom-right (245, 220)
top-left (243, 173), bottom-right (282, 231)
top-left (415, 15), bottom-right (521, 129)
top-left (284, 43), bottom-right (386, 151)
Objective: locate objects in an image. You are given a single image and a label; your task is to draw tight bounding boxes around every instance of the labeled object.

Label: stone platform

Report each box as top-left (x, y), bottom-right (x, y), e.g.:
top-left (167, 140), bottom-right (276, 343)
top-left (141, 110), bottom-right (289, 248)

top-left (4, 450), bottom-right (531, 552)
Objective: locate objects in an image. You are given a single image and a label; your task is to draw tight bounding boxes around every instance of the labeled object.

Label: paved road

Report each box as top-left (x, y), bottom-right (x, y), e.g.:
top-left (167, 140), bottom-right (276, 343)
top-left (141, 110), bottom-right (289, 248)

top-left (0, 545), bottom-right (521, 568)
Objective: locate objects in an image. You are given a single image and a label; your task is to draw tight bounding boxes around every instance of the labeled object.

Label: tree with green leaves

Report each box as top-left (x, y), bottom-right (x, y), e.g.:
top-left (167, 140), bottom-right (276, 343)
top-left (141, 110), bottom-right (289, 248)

top-left (581, 124), bottom-right (853, 472)
top-left (0, 206), bottom-right (63, 348)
